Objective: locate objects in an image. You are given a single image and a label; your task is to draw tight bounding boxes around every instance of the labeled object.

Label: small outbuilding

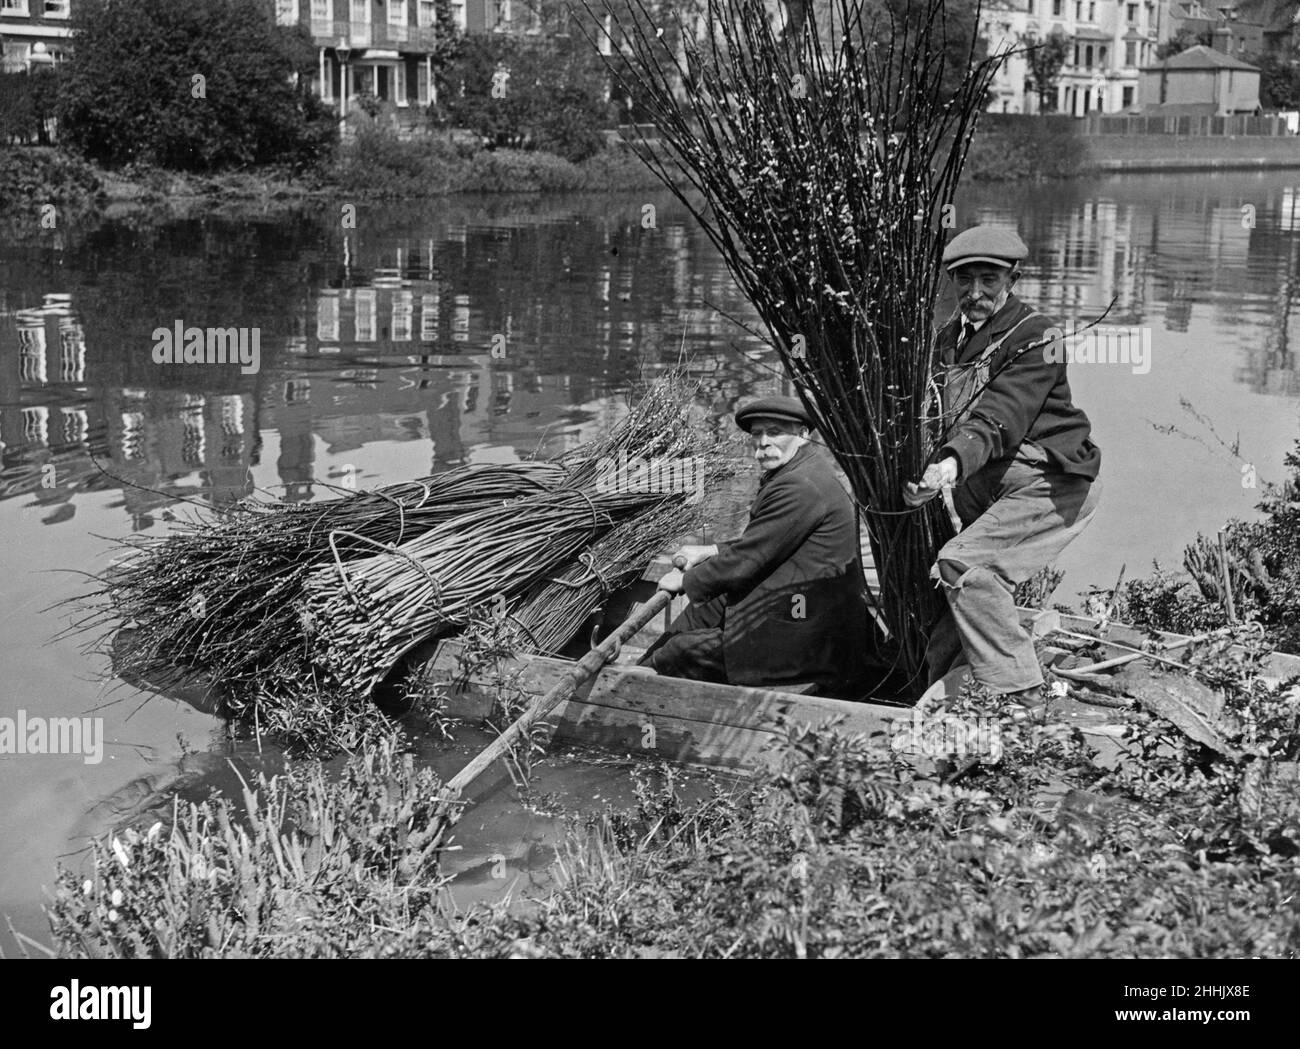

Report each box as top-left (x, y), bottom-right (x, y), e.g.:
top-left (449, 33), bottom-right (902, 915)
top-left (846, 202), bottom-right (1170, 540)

top-left (1138, 45), bottom-right (1261, 116)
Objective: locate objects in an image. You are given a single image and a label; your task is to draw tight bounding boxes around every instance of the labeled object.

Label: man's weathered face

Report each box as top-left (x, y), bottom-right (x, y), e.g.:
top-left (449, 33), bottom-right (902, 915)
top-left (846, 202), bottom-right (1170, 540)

top-left (952, 262), bottom-right (1015, 322)
top-left (748, 417), bottom-right (808, 472)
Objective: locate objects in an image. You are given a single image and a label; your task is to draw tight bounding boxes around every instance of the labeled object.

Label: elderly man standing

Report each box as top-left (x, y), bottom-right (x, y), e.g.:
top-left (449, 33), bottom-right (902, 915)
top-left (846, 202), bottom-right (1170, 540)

top-left (908, 226), bottom-right (1102, 718)
top-left (639, 396), bottom-right (872, 697)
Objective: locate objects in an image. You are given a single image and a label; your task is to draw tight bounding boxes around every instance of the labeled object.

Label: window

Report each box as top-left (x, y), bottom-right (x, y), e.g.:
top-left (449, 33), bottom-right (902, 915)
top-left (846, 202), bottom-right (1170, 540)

top-left (1122, 85), bottom-right (1134, 108)
top-left (1125, 41), bottom-right (1136, 66)
top-left (417, 62), bottom-right (430, 105)
top-left (1027, 0), bottom-right (1034, 12)
top-left (1052, 0), bottom-right (1062, 15)
top-left (392, 292), bottom-right (413, 342)
top-left (1085, 45), bottom-right (1093, 69)
top-left (355, 290), bottom-right (377, 343)
top-left (1099, 45), bottom-right (1107, 68)
top-left (1074, 0), bottom-right (1081, 17)
top-left (351, 0), bottom-right (370, 25)
top-left (387, 0), bottom-right (407, 27)
top-left (275, 0), bottom-right (299, 26)
top-left (395, 62), bottom-right (408, 105)
top-left (1088, 1), bottom-right (1095, 19)
top-left (44, 0), bottom-right (70, 17)
top-left (418, 0), bottom-right (435, 27)
top-left (0, 0), bottom-right (30, 16)
top-left (1126, 3), bottom-right (1137, 22)
top-left (311, 0), bottom-right (330, 18)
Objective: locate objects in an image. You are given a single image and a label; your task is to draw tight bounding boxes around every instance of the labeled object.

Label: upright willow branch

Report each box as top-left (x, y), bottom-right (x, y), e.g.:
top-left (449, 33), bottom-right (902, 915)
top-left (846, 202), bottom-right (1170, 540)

top-left (583, 0), bottom-right (1006, 690)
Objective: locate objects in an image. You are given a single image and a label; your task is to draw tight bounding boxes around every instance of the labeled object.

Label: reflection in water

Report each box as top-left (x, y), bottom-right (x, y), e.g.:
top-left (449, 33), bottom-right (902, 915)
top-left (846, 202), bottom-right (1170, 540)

top-left (0, 194), bottom-right (794, 519)
top-left (4, 177), bottom-right (1300, 523)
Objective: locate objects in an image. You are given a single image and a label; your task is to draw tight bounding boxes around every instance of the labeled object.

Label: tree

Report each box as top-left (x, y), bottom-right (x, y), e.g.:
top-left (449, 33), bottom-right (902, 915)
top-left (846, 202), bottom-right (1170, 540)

top-left (441, 2), bottom-right (615, 161)
top-left (1155, 27), bottom-right (1213, 61)
top-left (57, 0), bottom-right (336, 171)
top-left (428, 0), bottom-right (465, 107)
top-left (0, 69), bottom-right (59, 146)
top-left (1258, 45), bottom-right (1300, 110)
top-left (800, 0), bottom-right (990, 104)
top-left (1024, 29), bottom-right (1069, 113)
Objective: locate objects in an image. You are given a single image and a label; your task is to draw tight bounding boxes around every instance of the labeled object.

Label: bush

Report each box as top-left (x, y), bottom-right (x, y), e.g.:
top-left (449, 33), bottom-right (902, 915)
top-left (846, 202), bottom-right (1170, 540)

top-left (331, 124), bottom-right (471, 197)
top-left (443, 31), bottom-right (614, 163)
top-left (0, 147), bottom-right (103, 215)
top-left (57, 0), bottom-right (336, 172)
top-left (965, 115), bottom-right (1089, 182)
top-left (466, 149), bottom-right (586, 193)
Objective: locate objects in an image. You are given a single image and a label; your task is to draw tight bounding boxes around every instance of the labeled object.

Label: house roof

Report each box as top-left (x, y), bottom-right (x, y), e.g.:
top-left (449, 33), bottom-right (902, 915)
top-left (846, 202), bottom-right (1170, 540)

top-left (1140, 45), bottom-right (1261, 72)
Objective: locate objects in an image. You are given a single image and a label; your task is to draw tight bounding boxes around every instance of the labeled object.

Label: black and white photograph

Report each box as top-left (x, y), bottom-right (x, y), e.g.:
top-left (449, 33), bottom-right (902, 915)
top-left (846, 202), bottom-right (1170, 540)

top-left (0, 0), bottom-right (1295, 1007)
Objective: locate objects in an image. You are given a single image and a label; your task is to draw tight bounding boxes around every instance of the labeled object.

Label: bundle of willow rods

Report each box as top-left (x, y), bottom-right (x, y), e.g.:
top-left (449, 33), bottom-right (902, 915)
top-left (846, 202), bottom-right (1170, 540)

top-left (82, 462), bottom-right (564, 695)
top-left (509, 479), bottom-right (717, 655)
top-left (589, 0), bottom-right (1007, 689)
top-left (304, 375), bottom-right (728, 697)
top-left (304, 488), bottom-right (670, 696)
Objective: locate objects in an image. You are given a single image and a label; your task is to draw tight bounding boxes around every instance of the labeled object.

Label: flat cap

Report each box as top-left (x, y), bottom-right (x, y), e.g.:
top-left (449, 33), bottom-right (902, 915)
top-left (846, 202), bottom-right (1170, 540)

top-left (942, 225), bottom-right (1029, 272)
top-left (735, 395), bottom-right (813, 432)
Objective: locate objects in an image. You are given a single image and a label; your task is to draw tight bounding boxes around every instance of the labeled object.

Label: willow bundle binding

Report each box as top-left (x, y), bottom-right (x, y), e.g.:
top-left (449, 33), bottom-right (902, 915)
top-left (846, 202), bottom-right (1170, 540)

top-left (592, 0), bottom-right (1006, 688)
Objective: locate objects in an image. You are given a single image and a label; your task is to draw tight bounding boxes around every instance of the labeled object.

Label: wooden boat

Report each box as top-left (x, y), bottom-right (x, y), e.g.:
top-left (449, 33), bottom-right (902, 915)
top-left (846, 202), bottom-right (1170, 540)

top-left (422, 556), bottom-right (1300, 774)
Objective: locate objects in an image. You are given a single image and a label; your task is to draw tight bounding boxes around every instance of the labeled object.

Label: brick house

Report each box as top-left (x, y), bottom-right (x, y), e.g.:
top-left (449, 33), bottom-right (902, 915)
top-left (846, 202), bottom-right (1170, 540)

top-left (0, 0), bottom-right (72, 73)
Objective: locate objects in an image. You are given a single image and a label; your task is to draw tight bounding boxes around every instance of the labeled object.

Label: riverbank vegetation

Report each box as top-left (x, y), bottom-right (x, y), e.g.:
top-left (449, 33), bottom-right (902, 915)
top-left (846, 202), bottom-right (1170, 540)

top-left (1120, 440), bottom-right (1300, 655)
top-left (49, 635), bottom-right (1300, 957)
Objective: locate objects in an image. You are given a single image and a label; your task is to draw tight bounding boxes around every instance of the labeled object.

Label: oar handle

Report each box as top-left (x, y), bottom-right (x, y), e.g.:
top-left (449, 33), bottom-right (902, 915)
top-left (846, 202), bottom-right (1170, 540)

top-left (445, 589), bottom-right (672, 796)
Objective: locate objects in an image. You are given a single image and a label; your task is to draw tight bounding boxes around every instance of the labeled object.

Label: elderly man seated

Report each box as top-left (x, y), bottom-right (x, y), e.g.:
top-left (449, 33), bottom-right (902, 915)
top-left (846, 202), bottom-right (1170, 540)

top-left (638, 396), bottom-right (873, 697)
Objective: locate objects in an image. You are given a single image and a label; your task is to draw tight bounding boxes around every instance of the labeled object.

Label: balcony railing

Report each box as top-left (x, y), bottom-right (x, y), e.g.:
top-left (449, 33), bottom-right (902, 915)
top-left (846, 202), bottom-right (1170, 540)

top-left (307, 19), bottom-right (436, 52)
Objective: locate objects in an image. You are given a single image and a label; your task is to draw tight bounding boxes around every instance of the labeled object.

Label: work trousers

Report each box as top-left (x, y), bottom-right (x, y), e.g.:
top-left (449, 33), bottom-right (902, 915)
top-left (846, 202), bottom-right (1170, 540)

top-left (637, 594), bottom-right (729, 683)
top-left (925, 443), bottom-right (1101, 693)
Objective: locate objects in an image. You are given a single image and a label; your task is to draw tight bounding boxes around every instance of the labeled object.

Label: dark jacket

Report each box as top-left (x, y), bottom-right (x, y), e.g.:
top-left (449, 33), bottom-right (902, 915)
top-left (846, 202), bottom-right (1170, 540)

top-left (682, 444), bottom-right (870, 691)
top-left (935, 293), bottom-right (1101, 482)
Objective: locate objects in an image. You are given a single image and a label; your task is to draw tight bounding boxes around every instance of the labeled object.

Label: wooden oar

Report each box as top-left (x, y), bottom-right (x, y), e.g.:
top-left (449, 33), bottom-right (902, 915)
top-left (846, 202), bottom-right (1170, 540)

top-left (444, 588), bottom-right (673, 796)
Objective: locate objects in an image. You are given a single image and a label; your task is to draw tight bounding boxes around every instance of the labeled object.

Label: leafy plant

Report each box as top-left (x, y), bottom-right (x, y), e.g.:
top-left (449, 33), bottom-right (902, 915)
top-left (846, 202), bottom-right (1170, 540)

top-left (57, 0), bottom-right (336, 172)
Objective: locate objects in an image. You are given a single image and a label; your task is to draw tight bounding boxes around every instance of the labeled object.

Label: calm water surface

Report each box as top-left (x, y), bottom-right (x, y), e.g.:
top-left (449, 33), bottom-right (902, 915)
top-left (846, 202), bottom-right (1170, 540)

top-left (3, 172), bottom-right (1299, 951)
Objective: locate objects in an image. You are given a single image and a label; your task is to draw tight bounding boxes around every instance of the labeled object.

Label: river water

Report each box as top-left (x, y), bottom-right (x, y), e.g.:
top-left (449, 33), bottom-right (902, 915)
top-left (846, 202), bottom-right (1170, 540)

top-left (3, 171), bottom-right (1299, 953)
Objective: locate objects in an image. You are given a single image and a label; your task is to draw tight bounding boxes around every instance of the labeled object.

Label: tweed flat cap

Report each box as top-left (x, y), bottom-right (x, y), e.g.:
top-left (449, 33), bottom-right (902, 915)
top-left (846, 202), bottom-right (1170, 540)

top-left (735, 396), bottom-right (813, 432)
top-left (942, 226), bottom-right (1029, 271)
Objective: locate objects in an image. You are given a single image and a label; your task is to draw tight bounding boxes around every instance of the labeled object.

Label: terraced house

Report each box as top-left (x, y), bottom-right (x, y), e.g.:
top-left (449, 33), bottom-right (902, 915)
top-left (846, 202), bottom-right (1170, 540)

top-left (0, 0), bottom-right (72, 73)
top-left (980, 0), bottom-right (1167, 114)
top-left (273, 0), bottom-right (573, 118)
top-left (273, 0), bottom-right (463, 115)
